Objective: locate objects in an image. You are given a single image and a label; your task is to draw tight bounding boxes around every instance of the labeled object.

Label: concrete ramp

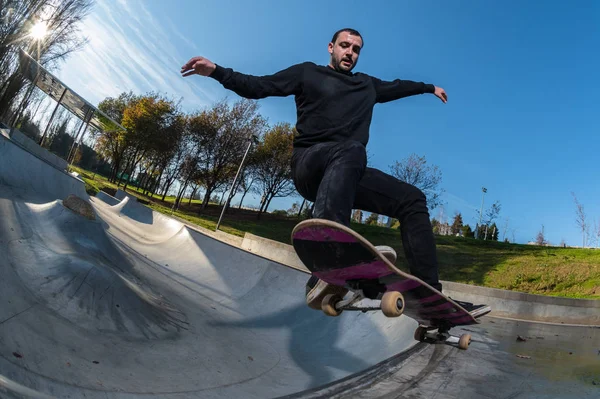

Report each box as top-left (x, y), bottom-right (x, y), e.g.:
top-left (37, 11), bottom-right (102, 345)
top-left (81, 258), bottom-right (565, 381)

top-left (0, 134), bottom-right (420, 398)
top-left (94, 190), bottom-right (185, 244)
top-left (3, 133), bottom-right (598, 399)
top-left (0, 133), bottom-right (87, 203)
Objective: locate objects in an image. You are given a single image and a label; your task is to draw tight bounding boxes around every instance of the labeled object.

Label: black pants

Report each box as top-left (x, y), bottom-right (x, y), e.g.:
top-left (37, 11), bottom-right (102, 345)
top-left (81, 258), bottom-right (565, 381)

top-left (291, 140), bottom-right (442, 292)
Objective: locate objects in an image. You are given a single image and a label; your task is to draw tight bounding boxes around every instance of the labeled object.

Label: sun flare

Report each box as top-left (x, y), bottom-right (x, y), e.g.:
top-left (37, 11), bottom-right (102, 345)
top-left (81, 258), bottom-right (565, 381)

top-left (30, 21), bottom-right (48, 40)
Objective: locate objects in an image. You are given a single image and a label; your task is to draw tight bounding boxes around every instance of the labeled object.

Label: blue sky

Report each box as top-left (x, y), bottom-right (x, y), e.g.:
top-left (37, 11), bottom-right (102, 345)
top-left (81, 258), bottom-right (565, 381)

top-left (48, 0), bottom-right (599, 246)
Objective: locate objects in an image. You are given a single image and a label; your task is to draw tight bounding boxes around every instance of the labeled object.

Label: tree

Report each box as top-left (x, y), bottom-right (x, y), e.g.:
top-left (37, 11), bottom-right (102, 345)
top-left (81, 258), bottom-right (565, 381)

top-left (159, 131), bottom-right (189, 201)
top-left (96, 92), bottom-right (138, 183)
top-left (485, 201), bottom-right (501, 225)
top-left (502, 217), bottom-right (510, 242)
top-left (287, 202), bottom-right (301, 217)
top-left (119, 92), bottom-right (181, 191)
top-left (431, 218), bottom-right (440, 234)
top-left (365, 213), bottom-right (379, 225)
top-left (488, 223), bottom-right (499, 241)
top-left (536, 225), bottom-right (547, 246)
top-left (482, 201), bottom-right (501, 240)
top-left (146, 113), bottom-right (186, 198)
top-left (572, 192), bottom-right (587, 247)
top-left (461, 224), bottom-right (474, 238)
top-left (252, 122), bottom-right (296, 215)
top-left (352, 209), bottom-right (363, 224)
top-left (451, 212), bottom-right (463, 235)
top-left (235, 168), bottom-right (259, 209)
top-left (389, 153), bottom-right (444, 210)
top-left (0, 0), bottom-right (92, 119)
top-left (194, 99), bottom-right (266, 211)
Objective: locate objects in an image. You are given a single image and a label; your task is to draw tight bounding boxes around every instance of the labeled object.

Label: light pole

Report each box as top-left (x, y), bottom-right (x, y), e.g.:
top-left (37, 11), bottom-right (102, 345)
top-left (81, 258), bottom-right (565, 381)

top-left (215, 133), bottom-right (258, 231)
top-left (477, 187), bottom-right (487, 239)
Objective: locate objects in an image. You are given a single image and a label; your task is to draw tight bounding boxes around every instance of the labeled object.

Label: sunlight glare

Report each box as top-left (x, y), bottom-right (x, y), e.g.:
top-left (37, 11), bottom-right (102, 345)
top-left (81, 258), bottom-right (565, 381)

top-left (30, 21), bottom-right (48, 40)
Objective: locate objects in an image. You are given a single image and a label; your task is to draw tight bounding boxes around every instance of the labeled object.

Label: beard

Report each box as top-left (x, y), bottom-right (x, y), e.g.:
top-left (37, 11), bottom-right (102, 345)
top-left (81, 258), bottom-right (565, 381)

top-left (332, 54), bottom-right (354, 73)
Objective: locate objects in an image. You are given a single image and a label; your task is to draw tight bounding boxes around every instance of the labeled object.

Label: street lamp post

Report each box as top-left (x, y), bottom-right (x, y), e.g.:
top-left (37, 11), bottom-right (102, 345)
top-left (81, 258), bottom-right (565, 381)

top-left (215, 134), bottom-right (258, 231)
top-left (477, 187), bottom-right (487, 239)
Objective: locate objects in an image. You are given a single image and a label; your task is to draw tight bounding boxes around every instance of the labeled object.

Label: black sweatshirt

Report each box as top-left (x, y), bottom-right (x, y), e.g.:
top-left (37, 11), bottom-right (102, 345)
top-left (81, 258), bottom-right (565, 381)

top-left (209, 61), bottom-right (435, 149)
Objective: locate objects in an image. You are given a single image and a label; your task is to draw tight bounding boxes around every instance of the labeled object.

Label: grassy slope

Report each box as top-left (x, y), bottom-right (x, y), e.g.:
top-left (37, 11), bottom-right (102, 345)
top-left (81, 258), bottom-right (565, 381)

top-left (71, 166), bottom-right (600, 299)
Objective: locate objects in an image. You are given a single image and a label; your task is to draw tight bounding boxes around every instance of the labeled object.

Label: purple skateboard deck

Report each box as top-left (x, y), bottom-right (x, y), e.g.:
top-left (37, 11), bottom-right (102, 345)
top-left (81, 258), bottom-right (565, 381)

top-left (292, 219), bottom-right (487, 329)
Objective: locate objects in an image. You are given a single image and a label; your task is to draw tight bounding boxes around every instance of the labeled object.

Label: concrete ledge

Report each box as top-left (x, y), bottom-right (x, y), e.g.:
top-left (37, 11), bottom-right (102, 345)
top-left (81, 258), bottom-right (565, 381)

top-left (96, 190), bottom-right (120, 206)
top-left (441, 281), bottom-right (600, 325)
top-left (241, 233), bottom-right (309, 272)
top-left (0, 133), bottom-right (88, 201)
top-left (169, 214), bottom-right (244, 248)
top-left (1, 128), bottom-right (68, 171)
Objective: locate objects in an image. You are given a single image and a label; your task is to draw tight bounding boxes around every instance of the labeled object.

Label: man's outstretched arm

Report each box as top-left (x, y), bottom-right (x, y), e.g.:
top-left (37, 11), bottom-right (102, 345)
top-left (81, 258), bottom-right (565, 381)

top-left (371, 76), bottom-right (447, 104)
top-left (181, 56), bottom-right (303, 99)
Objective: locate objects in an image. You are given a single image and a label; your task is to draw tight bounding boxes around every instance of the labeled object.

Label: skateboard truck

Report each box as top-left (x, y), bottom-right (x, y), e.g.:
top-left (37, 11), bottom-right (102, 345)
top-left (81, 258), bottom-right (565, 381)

top-left (322, 292), bottom-right (473, 351)
top-left (321, 291), bottom-right (405, 318)
top-left (414, 323), bottom-right (472, 350)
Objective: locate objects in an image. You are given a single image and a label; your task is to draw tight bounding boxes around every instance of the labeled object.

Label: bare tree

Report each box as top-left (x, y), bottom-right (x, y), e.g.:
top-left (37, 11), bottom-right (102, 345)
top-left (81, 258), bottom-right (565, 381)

top-left (572, 192), bottom-right (587, 247)
top-left (502, 217), bottom-right (510, 241)
top-left (0, 0), bottom-right (92, 119)
top-left (536, 225), bottom-right (547, 246)
top-left (159, 134), bottom-right (189, 201)
top-left (483, 201), bottom-right (501, 240)
top-left (235, 170), bottom-right (259, 210)
top-left (389, 153), bottom-right (444, 210)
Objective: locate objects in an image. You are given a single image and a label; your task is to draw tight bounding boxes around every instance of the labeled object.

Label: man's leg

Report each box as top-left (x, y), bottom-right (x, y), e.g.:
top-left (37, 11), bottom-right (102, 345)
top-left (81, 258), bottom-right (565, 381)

top-left (292, 141), bottom-right (365, 308)
top-left (292, 140), bottom-right (367, 226)
top-left (353, 167), bottom-right (442, 292)
top-left (292, 141), bottom-right (398, 308)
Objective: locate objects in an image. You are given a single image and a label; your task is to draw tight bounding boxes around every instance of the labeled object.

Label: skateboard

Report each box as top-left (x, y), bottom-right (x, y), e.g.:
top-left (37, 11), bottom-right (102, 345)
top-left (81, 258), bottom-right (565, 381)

top-left (292, 219), bottom-right (491, 350)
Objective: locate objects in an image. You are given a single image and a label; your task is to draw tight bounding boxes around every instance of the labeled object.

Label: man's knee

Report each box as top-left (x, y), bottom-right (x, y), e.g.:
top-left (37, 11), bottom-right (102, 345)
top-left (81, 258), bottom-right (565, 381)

top-left (390, 183), bottom-right (430, 220)
top-left (410, 185), bottom-right (427, 201)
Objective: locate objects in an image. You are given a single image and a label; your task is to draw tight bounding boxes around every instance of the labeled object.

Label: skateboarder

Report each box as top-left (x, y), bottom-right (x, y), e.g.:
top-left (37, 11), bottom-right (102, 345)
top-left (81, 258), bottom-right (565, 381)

top-left (181, 28), bottom-right (474, 310)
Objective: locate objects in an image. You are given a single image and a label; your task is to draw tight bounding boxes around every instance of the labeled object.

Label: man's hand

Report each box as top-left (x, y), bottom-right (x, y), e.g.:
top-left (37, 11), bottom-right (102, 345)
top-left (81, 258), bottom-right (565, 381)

top-left (181, 56), bottom-right (216, 77)
top-left (434, 86), bottom-right (447, 103)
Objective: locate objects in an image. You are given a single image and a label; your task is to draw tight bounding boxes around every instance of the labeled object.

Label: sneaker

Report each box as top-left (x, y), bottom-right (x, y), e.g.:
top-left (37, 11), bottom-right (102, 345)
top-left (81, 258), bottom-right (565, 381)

top-left (451, 298), bottom-right (491, 318)
top-left (305, 245), bottom-right (397, 310)
top-left (376, 245), bottom-right (397, 264)
top-left (305, 275), bottom-right (348, 310)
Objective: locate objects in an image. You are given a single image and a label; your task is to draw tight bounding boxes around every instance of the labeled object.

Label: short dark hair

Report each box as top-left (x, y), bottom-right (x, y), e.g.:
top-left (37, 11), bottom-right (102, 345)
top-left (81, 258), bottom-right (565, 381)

top-left (331, 28), bottom-right (363, 47)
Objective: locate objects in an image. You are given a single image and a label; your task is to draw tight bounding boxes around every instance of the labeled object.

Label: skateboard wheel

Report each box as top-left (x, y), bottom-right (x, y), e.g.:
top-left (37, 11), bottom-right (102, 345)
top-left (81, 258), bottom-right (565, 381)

top-left (458, 334), bottom-right (471, 350)
top-left (414, 326), bottom-right (427, 342)
top-left (321, 294), bottom-right (343, 317)
top-left (381, 291), bottom-right (404, 317)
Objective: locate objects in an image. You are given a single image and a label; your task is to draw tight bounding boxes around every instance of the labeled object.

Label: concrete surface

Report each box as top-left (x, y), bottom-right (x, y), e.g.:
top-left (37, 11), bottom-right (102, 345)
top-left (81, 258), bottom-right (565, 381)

top-left (0, 133), bottom-right (86, 203)
top-left (288, 317), bottom-right (600, 398)
top-left (442, 281), bottom-right (600, 325)
top-left (1, 135), bottom-right (599, 399)
top-left (1, 128), bottom-right (68, 172)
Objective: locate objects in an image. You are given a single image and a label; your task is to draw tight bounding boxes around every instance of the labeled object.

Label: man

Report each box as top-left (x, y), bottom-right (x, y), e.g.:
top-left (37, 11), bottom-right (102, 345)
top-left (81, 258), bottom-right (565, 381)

top-left (181, 28), bottom-right (465, 310)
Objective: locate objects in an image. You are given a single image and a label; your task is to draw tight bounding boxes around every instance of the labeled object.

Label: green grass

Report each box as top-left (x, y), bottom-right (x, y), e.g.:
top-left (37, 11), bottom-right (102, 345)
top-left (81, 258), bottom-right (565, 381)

top-left (72, 166), bottom-right (600, 300)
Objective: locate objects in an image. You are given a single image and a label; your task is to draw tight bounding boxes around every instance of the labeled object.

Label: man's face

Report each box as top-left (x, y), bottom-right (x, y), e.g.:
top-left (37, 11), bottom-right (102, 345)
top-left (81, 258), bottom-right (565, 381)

top-left (328, 32), bottom-right (362, 73)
